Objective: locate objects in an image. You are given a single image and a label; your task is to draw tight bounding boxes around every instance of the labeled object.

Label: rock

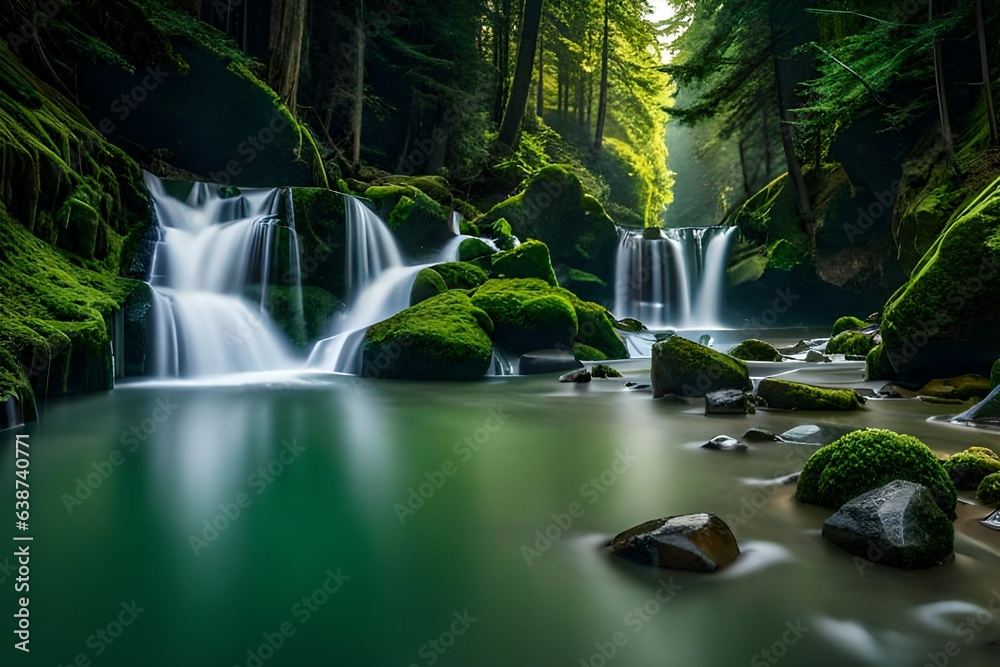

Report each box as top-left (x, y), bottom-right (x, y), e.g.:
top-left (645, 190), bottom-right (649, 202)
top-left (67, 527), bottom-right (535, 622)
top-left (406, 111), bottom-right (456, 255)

top-left (614, 318), bottom-right (646, 332)
top-left (458, 237), bottom-right (496, 265)
top-left (519, 349), bottom-right (582, 375)
top-left (917, 396), bottom-right (965, 404)
top-left (641, 227), bottom-right (665, 240)
top-left (471, 278), bottom-right (627, 358)
top-left (490, 239), bottom-right (559, 285)
top-left (832, 316), bottom-right (868, 336)
top-left (266, 285), bottom-right (344, 349)
top-left (757, 378), bottom-right (866, 411)
top-left (409, 268), bottom-right (447, 306)
top-left (865, 343), bottom-right (898, 381)
top-left (557, 266), bottom-right (607, 303)
top-left (942, 449), bottom-right (1000, 490)
top-left (365, 185), bottom-right (453, 256)
top-left (953, 385), bottom-right (1000, 423)
top-left (698, 334), bottom-right (714, 347)
top-left (701, 435), bottom-right (748, 452)
top-left (728, 339), bottom-right (782, 362)
top-left (591, 364), bottom-right (623, 379)
top-left (805, 349), bottom-right (831, 363)
top-left (978, 473), bottom-right (1000, 507)
top-left (881, 189), bottom-right (1000, 383)
top-left (776, 339), bottom-right (823, 355)
top-left (290, 188), bottom-right (349, 300)
top-left (822, 480), bottom-right (954, 569)
top-left (743, 427), bottom-right (780, 442)
top-left (796, 429), bottom-right (957, 517)
top-left (915, 376), bottom-right (991, 401)
top-left (705, 389), bottom-right (756, 415)
top-left (825, 330), bottom-right (875, 356)
top-left (777, 423), bottom-right (855, 446)
top-left (625, 382), bottom-right (651, 391)
top-left (429, 262), bottom-right (489, 291)
top-left (559, 369), bottom-right (591, 383)
top-left (362, 291), bottom-right (493, 381)
top-left (609, 513), bottom-right (740, 572)
top-left (651, 336), bottom-right (752, 398)
top-left (573, 343), bottom-right (607, 361)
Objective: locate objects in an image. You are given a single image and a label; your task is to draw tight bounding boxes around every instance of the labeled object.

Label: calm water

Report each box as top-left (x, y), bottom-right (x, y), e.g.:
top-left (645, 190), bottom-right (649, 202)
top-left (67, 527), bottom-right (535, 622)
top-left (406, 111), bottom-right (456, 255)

top-left (2, 364), bottom-right (999, 666)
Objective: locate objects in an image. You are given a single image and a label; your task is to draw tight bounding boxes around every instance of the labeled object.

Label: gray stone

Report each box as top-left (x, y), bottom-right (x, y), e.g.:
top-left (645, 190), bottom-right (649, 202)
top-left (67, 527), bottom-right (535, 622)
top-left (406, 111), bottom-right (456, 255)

top-left (701, 435), bottom-right (748, 452)
top-left (558, 368), bottom-right (591, 383)
top-left (778, 424), bottom-right (854, 446)
top-left (743, 427), bottom-right (780, 442)
top-left (806, 349), bottom-right (831, 363)
top-left (609, 513), bottom-right (740, 572)
top-left (822, 480), bottom-right (954, 569)
top-left (705, 390), bottom-right (756, 415)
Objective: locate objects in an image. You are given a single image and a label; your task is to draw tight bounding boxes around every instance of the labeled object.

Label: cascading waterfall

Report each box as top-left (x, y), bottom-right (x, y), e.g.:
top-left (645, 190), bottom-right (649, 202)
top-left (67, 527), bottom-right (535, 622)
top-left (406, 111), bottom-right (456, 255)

top-left (614, 226), bottom-right (736, 329)
top-left (144, 172), bottom-right (299, 376)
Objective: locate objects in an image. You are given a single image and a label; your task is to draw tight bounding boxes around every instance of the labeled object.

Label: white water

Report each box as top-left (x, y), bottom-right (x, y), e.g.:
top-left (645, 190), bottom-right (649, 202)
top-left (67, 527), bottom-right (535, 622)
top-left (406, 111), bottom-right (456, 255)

top-left (345, 195), bottom-right (404, 301)
top-left (614, 226), bottom-right (736, 329)
top-left (144, 173), bottom-right (298, 376)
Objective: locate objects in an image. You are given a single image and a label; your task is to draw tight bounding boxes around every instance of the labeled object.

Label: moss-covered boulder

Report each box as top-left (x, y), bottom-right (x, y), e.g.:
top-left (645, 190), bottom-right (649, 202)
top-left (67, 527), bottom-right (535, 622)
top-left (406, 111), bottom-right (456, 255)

top-left (825, 330), bottom-right (876, 356)
top-left (757, 378), bottom-right (865, 411)
top-left (471, 278), bottom-right (627, 358)
top-left (977, 473), bottom-right (1000, 506)
top-left (362, 291), bottom-right (493, 381)
top-left (474, 165), bottom-right (619, 286)
top-left (865, 344), bottom-right (898, 381)
top-left (266, 285), bottom-right (344, 349)
top-left (490, 239), bottom-right (558, 285)
top-left (729, 339), bottom-right (782, 362)
top-left (458, 238), bottom-right (496, 271)
top-left (291, 188), bottom-right (348, 301)
top-left (942, 449), bottom-right (1000, 491)
top-left (574, 343), bottom-right (607, 361)
top-left (410, 268), bottom-right (447, 306)
top-left (882, 183), bottom-right (1000, 383)
top-left (365, 185), bottom-right (453, 256)
top-left (429, 262), bottom-right (489, 291)
top-left (591, 364), bottom-right (623, 378)
top-left (796, 429), bottom-right (957, 517)
top-left (651, 336), bottom-right (751, 398)
top-left (832, 316), bottom-right (868, 336)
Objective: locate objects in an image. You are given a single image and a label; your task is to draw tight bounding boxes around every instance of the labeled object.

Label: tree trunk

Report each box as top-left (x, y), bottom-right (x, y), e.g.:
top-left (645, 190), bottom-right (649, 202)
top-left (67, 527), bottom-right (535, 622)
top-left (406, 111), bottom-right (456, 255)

top-left (930, 0), bottom-right (957, 169)
top-left (594, 0), bottom-right (609, 151)
top-left (267, 0), bottom-right (308, 116)
top-left (352, 0), bottom-right (365, 171)
top-left (576, 68), bottom-right (585, 125)
top-left (498, 0), bottom-right (542, 145)
top-left (738, 137), bottom-right (751, 195)
top-left (536, 30), bottom-right (544, 117)
top-left (760, 98), bottom-right (772, 178)
top-left (975, 0), bottom-right (999, 145)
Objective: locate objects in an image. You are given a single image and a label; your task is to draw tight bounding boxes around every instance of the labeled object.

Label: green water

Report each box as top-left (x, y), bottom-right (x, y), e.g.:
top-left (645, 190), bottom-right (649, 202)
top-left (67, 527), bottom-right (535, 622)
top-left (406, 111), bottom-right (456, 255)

top-left (3, 366), bottom-right (1000, 666)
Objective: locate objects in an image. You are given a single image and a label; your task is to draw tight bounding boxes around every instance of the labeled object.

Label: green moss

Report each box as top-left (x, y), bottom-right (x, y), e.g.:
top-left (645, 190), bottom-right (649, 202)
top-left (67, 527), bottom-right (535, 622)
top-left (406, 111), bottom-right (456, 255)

top-left (574, 343), bottom-right (607, 361)
top-left (650, 335), bottom-right (751, 398)
top-left (363, 291), bottom-right (493, 381)
top-left (591, 364), bottom-right (623, 378)
top-left (797, 429), bottom-right (958, 517)
top-left (832, 316), bottom-right (868, 337)
top-left (265, 285), bottom-right (343, 349)
top-left (757, 378), bottom-right (865, 411)
top-left (385, 175), bottom-right (452, 207)
top-left (977, 473), bottom-right (1000, 507)
top-left (454, 198), bottom-right (482, 222)
top-left (365, 186), bottom-right (451, 255)
top-left (490, 239), bottom-right (558, 285)
top-left (290, 188), bottom-right (348, 300)
top-left (729, 339), bottom-right (782, 362)
top-left (458, 238), bottom-right (495, 263)
top-left (613, 318), bottom-right (645, 332)
top-left (429, 262), bottom-right (488, 291)
top-left (410, 268), bottom-right (447, 306)
top-left (458, 218), bottom-right (480, 237)
top-left (865, 344), bottom-right (898, 381)
top-left (572, 299), bottom-right (628, 359)
top-left (943, 450), bottom-right (1000, 491)
top-left (826, 330), bottom-right (875, 356)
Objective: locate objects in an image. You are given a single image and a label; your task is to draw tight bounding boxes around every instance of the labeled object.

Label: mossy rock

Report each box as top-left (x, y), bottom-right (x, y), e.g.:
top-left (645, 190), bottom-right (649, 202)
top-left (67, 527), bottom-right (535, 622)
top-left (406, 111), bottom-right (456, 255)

top-left (865, 344), bottom-right (898, 381)
top-left (826, 330), bottom-right (875, 356)
top-left (651, 336), bottom-right (751, 398)
top-left (574, 343), bottom-right (607, 361)
top-left (797, 429), bottom-right (957, 517)
top-left (832, 316), bottom-right (867, 337)
top-left (290, 188), bottom-right (348, 301)
top-left (410, 268), bottom-right (448, 306)
top-left (757, 378), bottom-right (865, 411)
top-left (490, 239), bottom-right (558, 285)
top-left (474, 165), bottom-right (619, 284)
top-left (977, 473), bottom-right (1000, 506)
top-left (458, 238), bottom-right (496, 270)
top-left (384, 175), bottom-right (452, 208)
top-left (458, 218), bottom-right (480, 237)
top-left (729, 339), bottom-right (782, 362)
top-left (558, 266), bottom-right (608, 303)
top-left (992, 359), bottom-right (1000, 389)
top-left (365, 185), bottom-right (452, 256)
top-left (472, 278), bottom-right (627, 359)
top-left (942, 450), bottom-right (1000, 491)
top-left (591, 364), bottom-right (623, 378)
top-left (265, 285), bottom-right (343, 349)
top-left (454, 198), bottom-right (482, 222)
top-left (882, 184), bottom-right (1000, 383)
top-left (362, 291), bottom-right (493, 381)
top-left (614, 318), bottom-right (646, 332)
top-left (429, 262), bottom-right (489, 291)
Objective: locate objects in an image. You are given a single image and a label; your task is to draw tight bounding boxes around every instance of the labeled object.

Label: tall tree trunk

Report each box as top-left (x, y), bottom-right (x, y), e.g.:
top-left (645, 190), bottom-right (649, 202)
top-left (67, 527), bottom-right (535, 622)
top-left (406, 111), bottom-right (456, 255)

top-left (498, 0), bottom-right (543, 146)
top-left (975, 0), bottom-right (999, 145)
top-left (576, 68), bottom-right (585, 124)
top-left (351, 0), bottom-right (365, 171)
top-left (594, 0), bottom-right (609, 151)
top-left (930, 0), bottom-right (957, 169)
top-left (536, 30), bottom-right (544, 117)
top-left (267, 0), bottom-right (308, 116)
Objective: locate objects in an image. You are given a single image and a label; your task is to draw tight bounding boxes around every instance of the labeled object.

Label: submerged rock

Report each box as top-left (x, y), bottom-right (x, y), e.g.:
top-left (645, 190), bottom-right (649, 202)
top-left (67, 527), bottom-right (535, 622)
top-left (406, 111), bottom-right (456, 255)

top-left (743, 427), bottom-right (780, 442)
top-left (757, 378), bottom-right (865, 411)
top-left (705, 390), bottom-right (756, 415)
top-left (591, 364), bottom-right (623, 379)
top-left (777, 424), bottom-right (855, 446)
top-left (728, 339), bottom-right (782, 362)
top-left (519, 349), bottom-right (582, 375)
top-left (805, 349), bottom-right (831, 363)
top-left (609, 513), bottom-right (740, 572)
top-left (701, 435), bottom-right (748, 452)
top-left (651, 336), bottom-right (752, 399)
top-left (825, 330), bottom-right (875, 356)
top-left (559, 368), bottom-right (591, 383)
top-left (822, 480), bottom-right (954, 569)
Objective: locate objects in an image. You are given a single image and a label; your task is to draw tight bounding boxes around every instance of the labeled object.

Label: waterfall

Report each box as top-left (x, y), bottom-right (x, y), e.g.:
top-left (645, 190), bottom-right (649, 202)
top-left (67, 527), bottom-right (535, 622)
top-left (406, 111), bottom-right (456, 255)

top-left (144, 172), bottom-right (298, 377)
top-left (345, 195), bottom-right (404, 301)
top-left (614, 226), bottom-right (736, 329)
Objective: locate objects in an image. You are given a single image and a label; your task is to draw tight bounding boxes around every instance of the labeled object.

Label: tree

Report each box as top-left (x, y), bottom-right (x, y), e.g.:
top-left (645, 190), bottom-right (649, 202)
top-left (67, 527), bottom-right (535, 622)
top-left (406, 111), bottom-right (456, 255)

top-left (268, 0), bottom-right (309, 116)
top-left (975, 0), bottom-right (998, 145)
top-left (593, 0), bottom-right (609, 150)
top-left (352, 0), bottom-right (365, 171)
top-left (499, 0), bottom-right (544, 145)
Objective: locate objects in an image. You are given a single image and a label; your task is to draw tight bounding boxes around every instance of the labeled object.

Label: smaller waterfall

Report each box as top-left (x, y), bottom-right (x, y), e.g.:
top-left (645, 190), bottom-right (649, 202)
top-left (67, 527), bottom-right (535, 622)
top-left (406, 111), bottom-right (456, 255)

top-left (614, 226), bottom-right (736, 329)
top-left (451, 210), bottom-right (463, 235)
top-left (345, 196), bottom-right (404, 301)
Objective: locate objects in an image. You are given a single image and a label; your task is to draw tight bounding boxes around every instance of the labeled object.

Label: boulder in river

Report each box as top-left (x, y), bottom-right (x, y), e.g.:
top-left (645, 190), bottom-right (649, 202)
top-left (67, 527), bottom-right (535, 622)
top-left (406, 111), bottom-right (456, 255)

top-left (651, 336), bottom-right (751, 398)
top-left (728, 339), bottom-right (782, 362)
top-left (559, 368), bottom-right (591, 383)
top-left (701, 435), bottom-right (748, 452)
top-left (705, 390), bottom-right (756, 415)
top-left (743, 428), bottom-right (780, 442)
top-left (978, 473), bottom-right (1000, 507)
top-left (942, 449), bottom-right (1000, 491)
top-left (609, 513), bottom-right (740, 572)
top-left (757, 378), bottom-right (865, 411)
top-left (490, 239), bottom-right (559, 285)
top-left (805, 349), bottom-right (831, 363)
top-left (825, 330), bottom-right (876, 356)
top-left (822, 480), bottom-right (954, 569)
top-left (831, 315), bottom-right (868, 336)
top-left (590, 364), bottom-right (623, 379)
top-left (777, 424), bottom-right (855, 446)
